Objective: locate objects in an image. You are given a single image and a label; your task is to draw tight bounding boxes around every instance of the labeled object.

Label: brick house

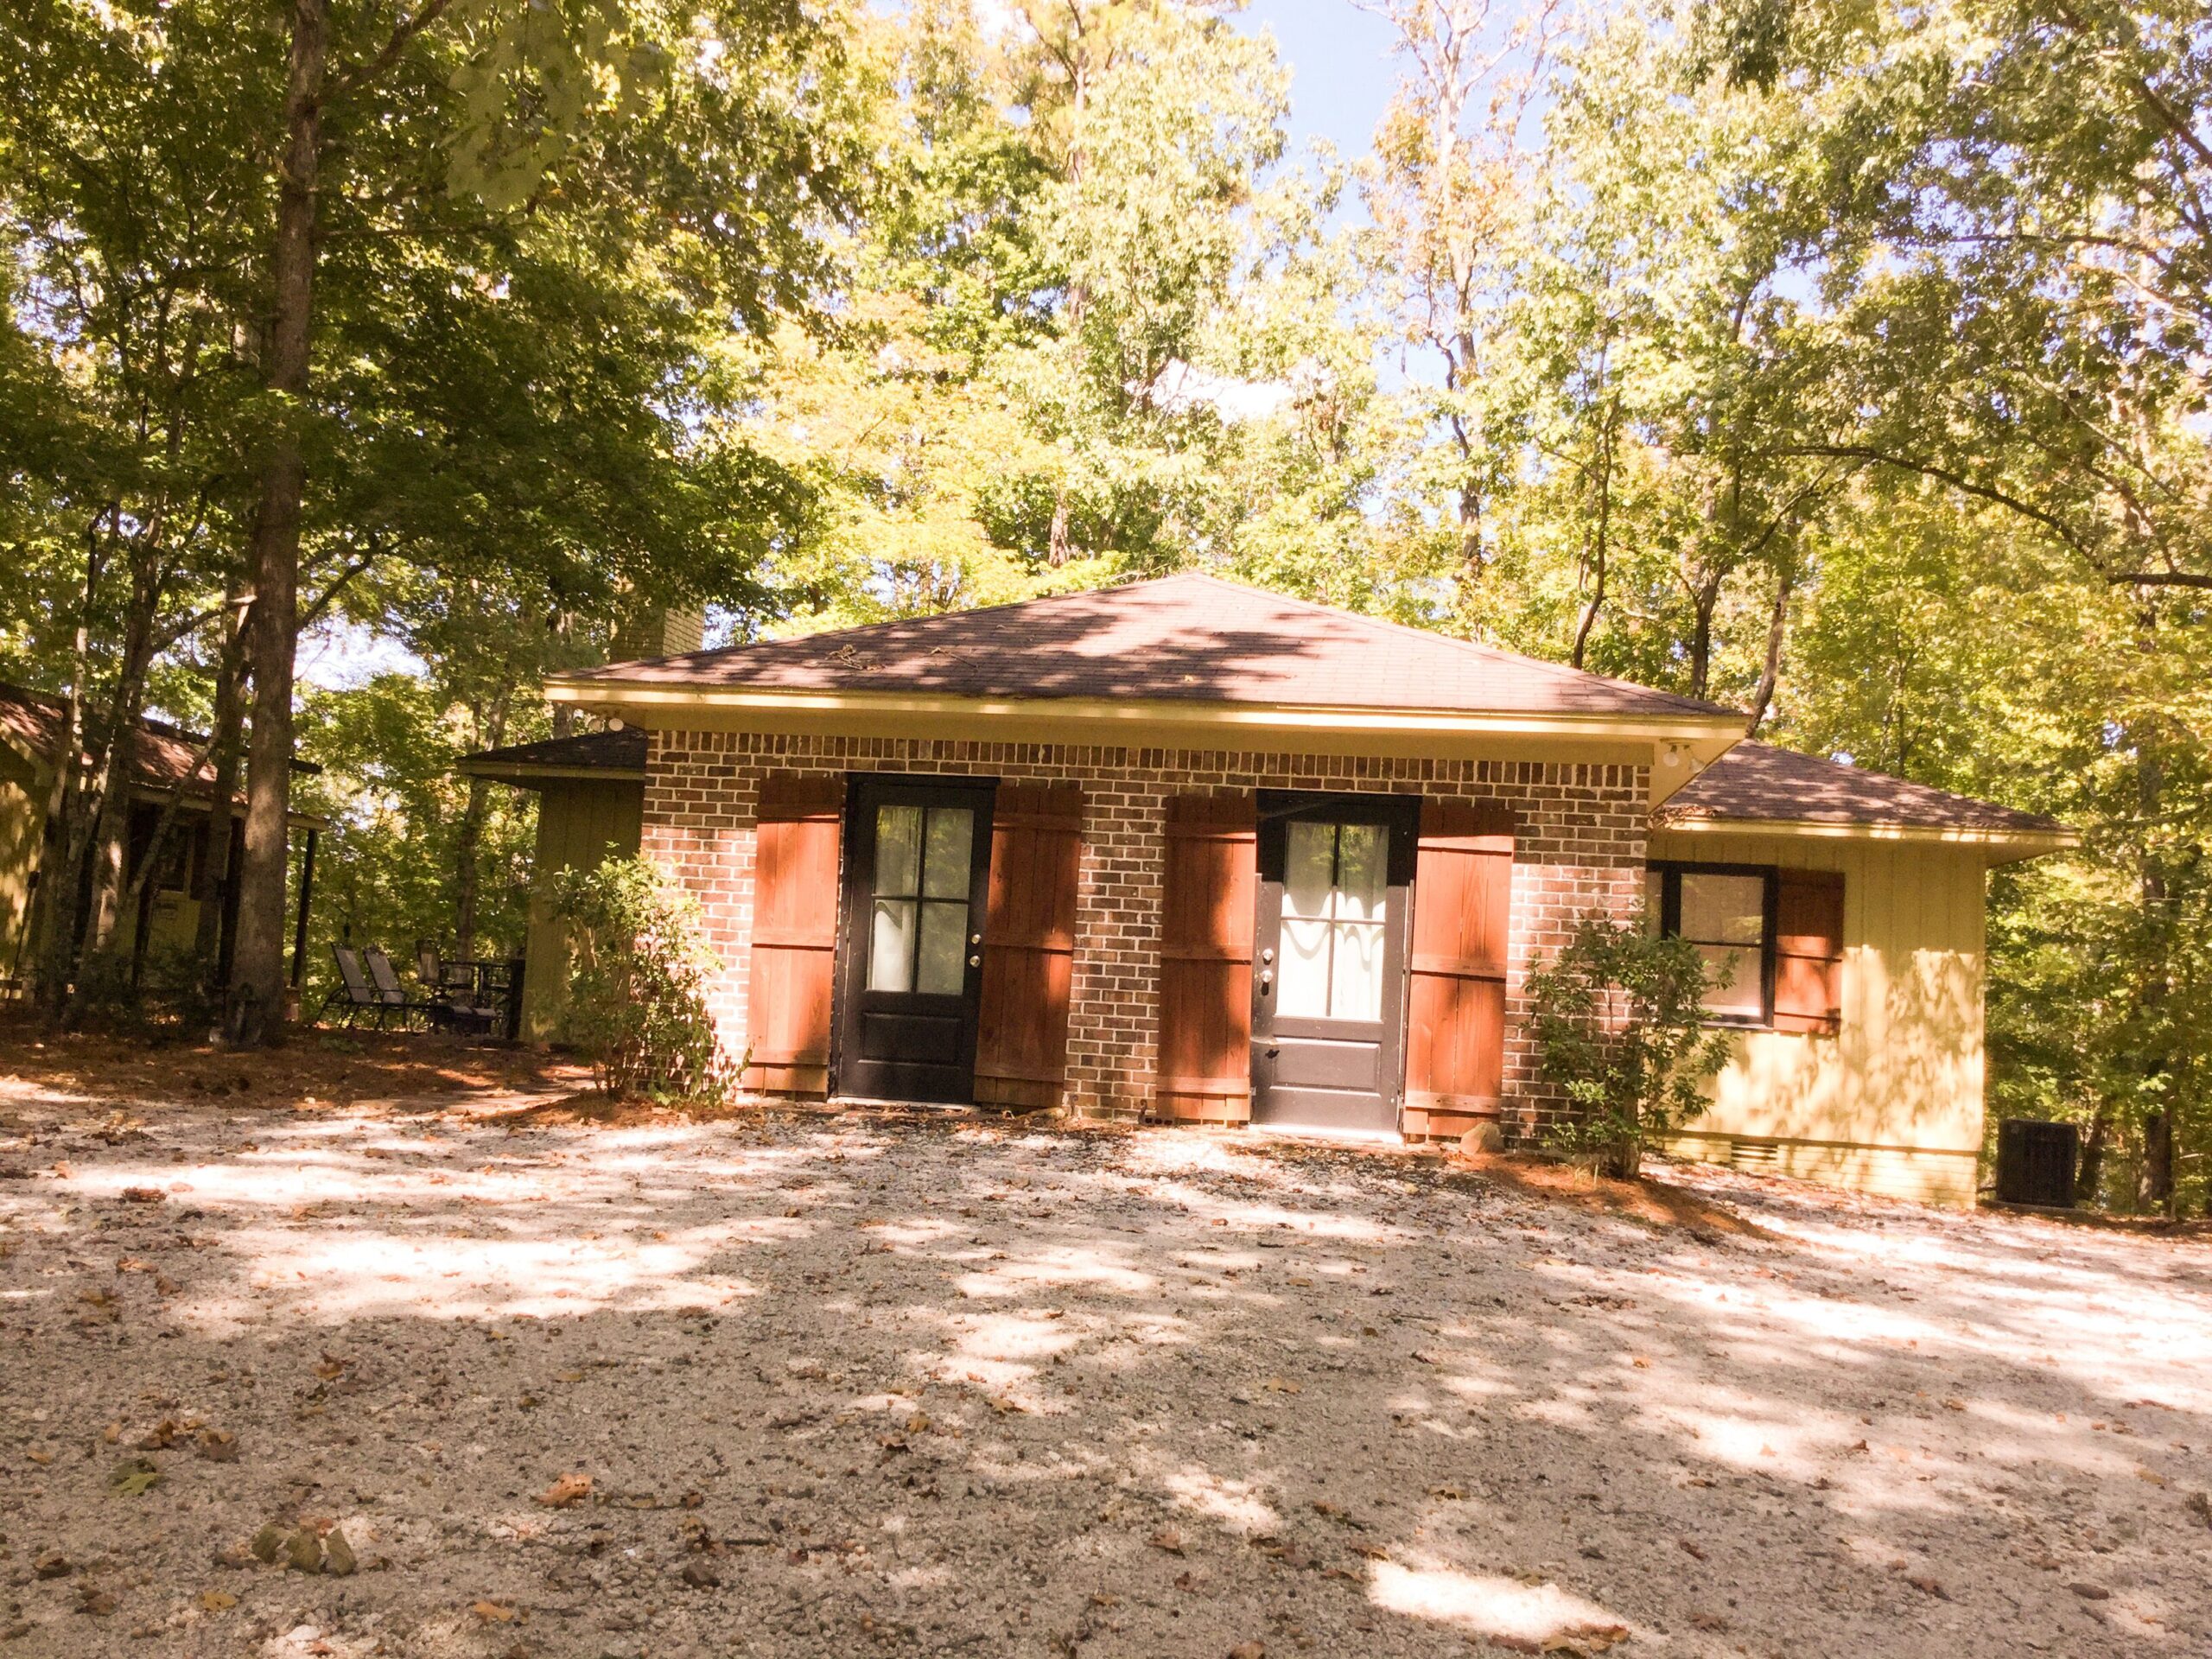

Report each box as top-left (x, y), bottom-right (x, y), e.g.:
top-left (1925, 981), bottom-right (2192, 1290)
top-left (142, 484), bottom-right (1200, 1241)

top-left (474, 575), bottom-right (2072, 1206)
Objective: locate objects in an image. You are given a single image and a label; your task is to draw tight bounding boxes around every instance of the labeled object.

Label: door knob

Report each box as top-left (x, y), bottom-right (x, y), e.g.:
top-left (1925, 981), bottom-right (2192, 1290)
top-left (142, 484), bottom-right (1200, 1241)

top-left (969, 932), bottom-right (982, 944)
top-left (968, 954), bottom-right (981, 968)
top-left (1259, 970), bottom-right (1272, 990)
top-left (1261, 948), bottom-right (1274, 965)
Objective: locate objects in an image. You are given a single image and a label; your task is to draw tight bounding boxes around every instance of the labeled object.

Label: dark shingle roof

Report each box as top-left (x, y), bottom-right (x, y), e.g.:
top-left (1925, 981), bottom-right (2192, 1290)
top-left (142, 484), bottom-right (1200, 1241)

top-left (1657, 741), bottom-right (2069, 838)
top-left (0, 681), bottom-right (317, 796)
top-left (461, 727), bottom-right (647, 778)
top-left (562, 575), bottom-right (1739, 723)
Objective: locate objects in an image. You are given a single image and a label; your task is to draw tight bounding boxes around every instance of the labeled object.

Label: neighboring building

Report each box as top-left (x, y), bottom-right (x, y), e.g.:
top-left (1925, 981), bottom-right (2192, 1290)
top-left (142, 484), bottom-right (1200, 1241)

top-left (481, 575), bottom-right (2069, 1206)
top-left (0, 682), bottom-right (324, 992)
top-left (459, 727), bottom-right (645, 1041)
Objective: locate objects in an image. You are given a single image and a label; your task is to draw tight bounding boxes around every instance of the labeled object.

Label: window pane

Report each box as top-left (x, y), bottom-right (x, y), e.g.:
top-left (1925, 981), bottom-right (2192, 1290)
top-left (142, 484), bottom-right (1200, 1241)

top-left (1644, 869), bottom-right (1665, 934)
top-left (1278, 918), bottom-right (1332, 1017)
top-left (916, 900), bottom-right (969, 994)
top-left (1283, 822), bottom-right (1334, 919)
top-left (868, 899), bottom-right (916, 991)
top-left (1331, 920), bottom-right (1384, 1020)
top-left (874, 805), bottom-right (922, 897)
top-left (1679, 873), bottom-right (1765, 947)
top-left (921, 807), bottom-right (974, 898)
top-left (1335, 823), bottom-right (1388, 922)
top-left (1697, 944), bottom-right (1764, 1019)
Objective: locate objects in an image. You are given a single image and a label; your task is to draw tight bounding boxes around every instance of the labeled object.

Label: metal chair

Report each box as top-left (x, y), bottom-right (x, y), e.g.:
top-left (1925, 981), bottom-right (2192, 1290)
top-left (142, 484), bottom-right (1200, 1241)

top-left (361, 945), bottom-right (444, 1031)
top-left (316, 945), bottom-right (388, 1028)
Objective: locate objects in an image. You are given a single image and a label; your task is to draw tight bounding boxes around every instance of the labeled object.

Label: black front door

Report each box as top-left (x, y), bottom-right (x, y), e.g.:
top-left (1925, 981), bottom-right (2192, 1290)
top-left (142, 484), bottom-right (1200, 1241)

top-left (1251, 791), bottom-right (1419, 1133)
top-left (836, 775), bottom-right (996, 1103)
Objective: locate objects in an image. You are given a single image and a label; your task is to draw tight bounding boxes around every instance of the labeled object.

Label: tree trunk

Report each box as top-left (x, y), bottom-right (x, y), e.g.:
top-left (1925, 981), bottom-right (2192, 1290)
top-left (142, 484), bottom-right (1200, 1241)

top-left (29, 532), bottom-right (105, 1021)
top-left (1744, 563), bottom-right (1795, 734)
top-left (2075, 1104), bottom-right (2109, 1204)
top-left (1047, 486), bottom-right (1073, 567)
top-left (193, 592), bottom-right (250, 989)
top-left (81, 557), bottom-right (164, 967)
top-left (450, 689), bottom-right (511, 961)
top-left (2141, 1110), bottom-right (2174, 1217)
top-left (225, 0), bottom-right (328, 1046)
top-left (1687, 572), bottom-right (1722, 700)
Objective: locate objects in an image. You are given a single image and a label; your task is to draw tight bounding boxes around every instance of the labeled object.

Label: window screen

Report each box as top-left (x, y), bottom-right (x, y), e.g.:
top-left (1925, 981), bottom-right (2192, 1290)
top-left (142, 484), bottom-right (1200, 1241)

top-left (1650, 864), bottom-right (1773, 1023)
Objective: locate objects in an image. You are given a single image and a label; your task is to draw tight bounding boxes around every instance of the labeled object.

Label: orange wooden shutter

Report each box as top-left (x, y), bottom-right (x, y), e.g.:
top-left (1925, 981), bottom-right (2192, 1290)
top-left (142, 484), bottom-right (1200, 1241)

top-left (1154, 793), bottom-right (1255, 1122)
top-left (975, 785), bottom-right (1084, 1110)
top-left (1772, 868), bottom-right (1845, 1034)
top-left (1402, 801), bottom-right (1514, 1138)
top-left (743, 773), bottom-right (843, 1096)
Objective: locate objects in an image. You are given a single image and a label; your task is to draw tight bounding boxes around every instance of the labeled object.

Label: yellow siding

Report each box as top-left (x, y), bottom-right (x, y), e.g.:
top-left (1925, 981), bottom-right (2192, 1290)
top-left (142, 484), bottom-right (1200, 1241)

top-left (1646, 829), bottom-right (1991, 1208)
top-left (519, 779), bottom-right (643, 1041)
top-left (0, 751), bottom-right (41, 984)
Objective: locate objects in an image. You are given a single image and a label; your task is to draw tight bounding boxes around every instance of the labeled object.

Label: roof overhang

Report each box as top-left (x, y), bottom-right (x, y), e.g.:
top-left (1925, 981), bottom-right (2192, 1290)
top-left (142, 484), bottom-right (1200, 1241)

top-left (1650, 814), bottom-right (2079, 863)
top-left (543, 679), bottom-right (1745, 750)
top-left (457, 758), bottom-right (648, 787)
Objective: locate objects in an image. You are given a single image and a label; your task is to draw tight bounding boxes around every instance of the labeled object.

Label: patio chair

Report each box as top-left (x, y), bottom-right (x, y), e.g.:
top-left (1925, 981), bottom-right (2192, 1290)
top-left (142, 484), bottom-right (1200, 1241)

top-left (361, 945), bottom-right (446, 1032)
top-left (416, 940), bottom-right (474, 995)
top-left (316, 945), bottom-right (388, 1029)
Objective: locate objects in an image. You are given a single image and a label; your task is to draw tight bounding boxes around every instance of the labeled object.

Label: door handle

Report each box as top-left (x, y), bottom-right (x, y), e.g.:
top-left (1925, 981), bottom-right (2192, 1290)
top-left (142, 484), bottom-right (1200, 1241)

top-left (969, 932), bottom-right (982, 945)
top-left (968, 954), bottom-right (981, 968)
top-left (1259, 970), bottom-right (1272, 990)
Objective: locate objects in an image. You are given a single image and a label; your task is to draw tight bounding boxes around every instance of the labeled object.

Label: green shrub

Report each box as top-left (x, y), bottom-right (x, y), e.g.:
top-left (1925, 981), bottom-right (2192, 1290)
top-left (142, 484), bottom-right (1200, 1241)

top-left (543, 855), bottom-right (732, 1104)
top-left (1527, 912), bottom-right (1735, 1179)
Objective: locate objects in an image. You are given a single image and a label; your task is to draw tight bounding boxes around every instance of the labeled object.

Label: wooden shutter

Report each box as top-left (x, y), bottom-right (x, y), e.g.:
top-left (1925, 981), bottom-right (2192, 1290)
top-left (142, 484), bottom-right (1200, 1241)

top-left (1402, 801), bottom-right (1514, 1139)
top-left (1154, 793), bottom-right (1255, 1122)
top-left (743, 773), bottom-right (843, 1096)
top-left (975, 785), bottom-right (1084, 1110)
top-left (1772, 868), bottom-right (1845, 1035)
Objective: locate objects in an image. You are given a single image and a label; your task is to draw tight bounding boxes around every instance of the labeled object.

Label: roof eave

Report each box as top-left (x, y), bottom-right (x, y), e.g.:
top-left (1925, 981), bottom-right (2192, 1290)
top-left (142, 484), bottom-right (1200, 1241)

top-left (543, 679), bottom-right (1745, 743)
top-left (1651, 813), bottom-right (2078, 856)
top-left (457, 758), bottom-right (648, 786)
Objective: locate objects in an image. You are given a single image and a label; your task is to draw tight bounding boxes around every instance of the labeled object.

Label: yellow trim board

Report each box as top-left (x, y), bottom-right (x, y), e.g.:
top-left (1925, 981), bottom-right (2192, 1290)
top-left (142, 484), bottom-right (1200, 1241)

top-left (544, 678), bottom-right (1743, 747)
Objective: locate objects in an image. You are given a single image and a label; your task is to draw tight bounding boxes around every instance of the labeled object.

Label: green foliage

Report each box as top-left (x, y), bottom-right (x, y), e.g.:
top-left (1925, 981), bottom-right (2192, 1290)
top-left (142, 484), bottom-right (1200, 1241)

top-left (544, 855), bottom-right (730, 1103)
top-left (1527, 913), bottom-right (1735, 1180)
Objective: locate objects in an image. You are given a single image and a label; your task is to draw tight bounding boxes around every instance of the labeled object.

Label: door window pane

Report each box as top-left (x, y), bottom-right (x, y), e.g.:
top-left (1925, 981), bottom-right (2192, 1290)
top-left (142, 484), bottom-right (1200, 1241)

top-left (1283, 822), bottom-right (1334, 920)
top-left (1331, 919), bottom-right (1384, 1020)
top-left (1335, 823), bottom-right (1388, 922)
top-left (874, 805), bottom-right (922, 898)
top-left (1274, 816), bottom-right (1396, 1020)
top-left (1278, 918), bottom-right (1332, 1017)
top-left (921, 808), bottom-right (974, 898)
top-left (915, 900), bottom-right (969, 994)
top-left (868, 899), bottom-right (916, 992)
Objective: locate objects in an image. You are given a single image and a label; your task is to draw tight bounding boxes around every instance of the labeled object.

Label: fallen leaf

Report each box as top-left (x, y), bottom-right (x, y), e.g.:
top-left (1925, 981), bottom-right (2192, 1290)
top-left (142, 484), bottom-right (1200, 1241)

top-left (2069, 1583), bottom-right (2111, 1601)
top-left (1262, 1377), bottom-right (1301, 1395)
top-left (1678, 1538), bottom-right (1707, 1561)
top-left (471, 1600), bottom-right (518, 1624)
top-left (1228, 1643), bottom-right (1266, 1659)
top-left (1908, 1575), bottom-right (1950, 1600)
top-left (536, 1471), bottom-right (593, 1510)
top-left (195, 1427), bottom-right (239, 1463)
top-left (1149, 1527), bottom-right (1185, 1555)
top-left (121, 1186), bottom-right (165, 1205)
top-left (196, 1591), bottom-right (238, 1612)
top-left (108, 1457), bottom-right (162, 1496)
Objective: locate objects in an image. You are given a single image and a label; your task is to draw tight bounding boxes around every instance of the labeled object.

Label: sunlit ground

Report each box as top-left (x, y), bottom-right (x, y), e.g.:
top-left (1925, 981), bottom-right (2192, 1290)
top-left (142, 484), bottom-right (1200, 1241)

top-left (2, 1078), bottom-right (2206, 1658)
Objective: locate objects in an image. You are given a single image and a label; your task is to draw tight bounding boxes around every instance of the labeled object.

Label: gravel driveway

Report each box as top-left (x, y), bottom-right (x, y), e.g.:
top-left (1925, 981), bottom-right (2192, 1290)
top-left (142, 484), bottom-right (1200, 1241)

top-left (2, 1081), bottom-right (2207, 1658)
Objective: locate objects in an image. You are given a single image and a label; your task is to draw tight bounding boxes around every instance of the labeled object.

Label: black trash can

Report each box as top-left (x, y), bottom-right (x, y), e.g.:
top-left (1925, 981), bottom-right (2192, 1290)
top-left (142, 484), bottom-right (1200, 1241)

top-left (1994, 1118), bottom-right (2078, 1208)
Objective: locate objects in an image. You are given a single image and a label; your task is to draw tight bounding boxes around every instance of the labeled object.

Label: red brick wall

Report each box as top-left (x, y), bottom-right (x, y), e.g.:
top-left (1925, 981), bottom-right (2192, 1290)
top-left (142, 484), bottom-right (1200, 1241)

top-left (639, 731), bottom-right (1647, 1135)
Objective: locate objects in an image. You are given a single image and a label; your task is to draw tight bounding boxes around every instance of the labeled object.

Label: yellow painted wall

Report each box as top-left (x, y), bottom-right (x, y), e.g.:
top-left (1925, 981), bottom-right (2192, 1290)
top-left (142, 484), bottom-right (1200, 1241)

top-left (0, 749), bottom-right (41, 984)
top-left (1645, 829), bottom-right (1991, 1208)
top-left (519, 779), bottom-right (643, 1041)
